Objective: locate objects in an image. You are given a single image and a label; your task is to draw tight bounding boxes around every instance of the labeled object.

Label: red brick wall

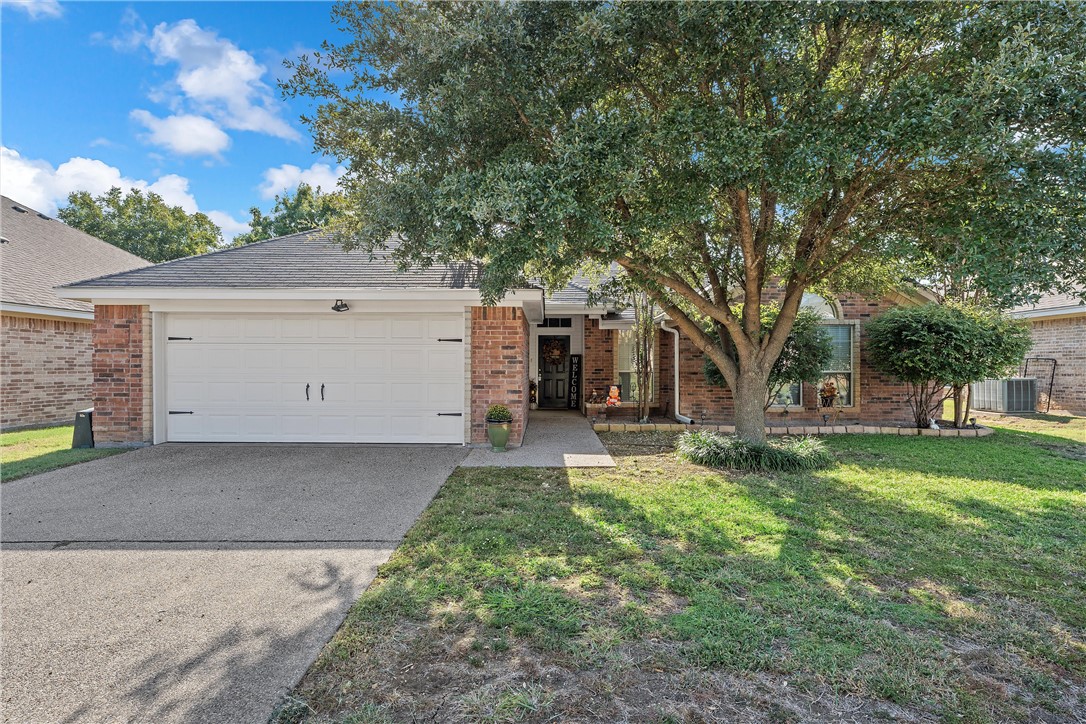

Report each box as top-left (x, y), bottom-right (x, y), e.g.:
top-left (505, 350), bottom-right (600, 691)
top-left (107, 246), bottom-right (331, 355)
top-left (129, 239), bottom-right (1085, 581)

top-left (92, 305), bottom-right (152, 446)
top-left (1, 314), bottom-right (92, 429)
top-left (583, 317), bottom-right (615, 404)
top-left (1023, 316), bottom-right (1086, 414)
top-left (671, 293), bottom-right (915, 425)
top-left (470, 307), bottom-right (530, 444)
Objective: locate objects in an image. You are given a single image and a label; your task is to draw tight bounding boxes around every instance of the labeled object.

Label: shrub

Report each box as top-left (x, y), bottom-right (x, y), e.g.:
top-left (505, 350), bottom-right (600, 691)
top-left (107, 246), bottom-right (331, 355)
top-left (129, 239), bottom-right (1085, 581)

top-left (865, 303), bottom-right (1031, 428)
top-left (485, 404), bottom-right (513, 422)
top-left (676, 430), bottom-right (834, 472)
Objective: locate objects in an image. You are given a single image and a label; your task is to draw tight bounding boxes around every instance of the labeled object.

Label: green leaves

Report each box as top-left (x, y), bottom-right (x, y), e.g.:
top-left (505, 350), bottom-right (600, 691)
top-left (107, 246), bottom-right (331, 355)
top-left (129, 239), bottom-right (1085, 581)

top-left (233, 182), bottom-right (347, 246)
top-left (57, 187), bottom-right (221, 263)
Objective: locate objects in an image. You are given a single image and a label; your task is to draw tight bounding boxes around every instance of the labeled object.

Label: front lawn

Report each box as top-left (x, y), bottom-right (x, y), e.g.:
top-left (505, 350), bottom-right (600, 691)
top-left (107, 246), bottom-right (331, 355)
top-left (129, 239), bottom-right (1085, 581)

top-left (285, 416), bottom-right (1086, 723)
top-left (0, 426), bottom-right (123, 482)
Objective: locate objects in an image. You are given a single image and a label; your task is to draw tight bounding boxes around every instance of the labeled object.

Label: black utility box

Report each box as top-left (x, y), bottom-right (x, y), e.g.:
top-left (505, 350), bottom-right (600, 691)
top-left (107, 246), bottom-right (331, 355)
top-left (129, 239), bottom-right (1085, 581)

top-left (72, 408), bottom-right (94, 449)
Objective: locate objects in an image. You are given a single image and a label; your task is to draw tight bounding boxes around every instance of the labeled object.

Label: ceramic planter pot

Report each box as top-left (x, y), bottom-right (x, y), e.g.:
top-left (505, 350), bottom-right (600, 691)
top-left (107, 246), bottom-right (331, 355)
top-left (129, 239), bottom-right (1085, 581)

top-left (486, 419), bottom-right (511, 452)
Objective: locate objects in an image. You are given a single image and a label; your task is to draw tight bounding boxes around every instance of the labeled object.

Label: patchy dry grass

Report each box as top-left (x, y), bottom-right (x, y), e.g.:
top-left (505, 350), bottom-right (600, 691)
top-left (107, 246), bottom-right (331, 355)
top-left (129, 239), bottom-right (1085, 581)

top-left (283, 416), bottom-right (1085, 723)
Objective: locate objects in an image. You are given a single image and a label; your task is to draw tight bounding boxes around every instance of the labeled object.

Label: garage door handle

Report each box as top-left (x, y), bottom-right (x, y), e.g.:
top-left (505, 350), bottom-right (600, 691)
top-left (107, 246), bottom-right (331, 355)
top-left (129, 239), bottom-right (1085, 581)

top-left (437, 412), bottom-right (463, 416)
top-left (306, 383), bottom-right (310, 401)
top-left (168, 410), bottom-right (194, 415)
top-left (320, 383), bottom-right (325, 401)
top-left (437, 338), bottom-right (463, 342)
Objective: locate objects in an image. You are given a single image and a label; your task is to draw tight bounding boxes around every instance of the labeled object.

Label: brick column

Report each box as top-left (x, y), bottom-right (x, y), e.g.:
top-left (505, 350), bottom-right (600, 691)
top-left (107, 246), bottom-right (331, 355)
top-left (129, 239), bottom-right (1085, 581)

top-left (470, 307), bottom-right (529, 445)
top-left (92, 305), bottom-right (152, 446)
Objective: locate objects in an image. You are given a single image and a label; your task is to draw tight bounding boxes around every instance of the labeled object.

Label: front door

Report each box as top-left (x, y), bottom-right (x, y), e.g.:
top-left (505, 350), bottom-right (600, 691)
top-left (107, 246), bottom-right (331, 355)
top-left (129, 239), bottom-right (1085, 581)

top-left (538, 336), bottom-right (570, 408)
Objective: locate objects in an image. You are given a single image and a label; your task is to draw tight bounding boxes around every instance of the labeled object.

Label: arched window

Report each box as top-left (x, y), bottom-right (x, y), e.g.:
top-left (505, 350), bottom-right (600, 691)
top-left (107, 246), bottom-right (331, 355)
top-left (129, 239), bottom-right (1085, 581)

top-left (801, 292), bottom-right (840, 319)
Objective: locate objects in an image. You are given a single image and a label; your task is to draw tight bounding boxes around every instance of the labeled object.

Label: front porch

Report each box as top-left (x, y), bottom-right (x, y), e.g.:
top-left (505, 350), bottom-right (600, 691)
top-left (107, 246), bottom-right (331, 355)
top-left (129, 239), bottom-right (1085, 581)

top-left (461, 410), bottom-right (615, 467)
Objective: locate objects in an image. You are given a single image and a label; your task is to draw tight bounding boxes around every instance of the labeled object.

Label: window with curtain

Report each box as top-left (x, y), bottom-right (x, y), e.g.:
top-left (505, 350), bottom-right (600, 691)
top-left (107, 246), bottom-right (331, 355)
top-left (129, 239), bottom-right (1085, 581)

top-left (616, 328), bottom-right (655, 402)
top-left (821, 324), bottom-right (854, 405)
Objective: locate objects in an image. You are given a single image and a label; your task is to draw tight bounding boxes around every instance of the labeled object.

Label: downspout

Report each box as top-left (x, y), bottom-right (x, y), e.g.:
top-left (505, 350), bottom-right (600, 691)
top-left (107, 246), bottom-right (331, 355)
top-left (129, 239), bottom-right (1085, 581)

top-left (659, 320), bottom-right (693, 424)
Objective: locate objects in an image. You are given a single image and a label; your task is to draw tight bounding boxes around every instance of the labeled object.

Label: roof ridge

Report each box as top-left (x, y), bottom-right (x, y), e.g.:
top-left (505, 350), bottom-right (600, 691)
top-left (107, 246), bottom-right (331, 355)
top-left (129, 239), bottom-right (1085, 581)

top-left (61, 228), bottom-right (326, 287)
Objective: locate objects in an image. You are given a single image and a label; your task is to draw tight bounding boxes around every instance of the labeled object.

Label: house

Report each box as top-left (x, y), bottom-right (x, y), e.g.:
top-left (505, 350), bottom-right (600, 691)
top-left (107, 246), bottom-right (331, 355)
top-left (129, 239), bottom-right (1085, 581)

top-left (1008, 290), bottom-right (1086, 414)
top-left (56, 230), bottom-right (924, 447)
top-left (0, 195), bottom-right (150, 430)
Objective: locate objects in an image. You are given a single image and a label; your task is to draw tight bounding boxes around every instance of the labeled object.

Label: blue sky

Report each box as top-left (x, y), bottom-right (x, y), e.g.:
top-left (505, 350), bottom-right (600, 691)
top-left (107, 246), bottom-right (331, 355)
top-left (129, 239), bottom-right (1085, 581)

top-left (1, 0), bottom-right (348, 239)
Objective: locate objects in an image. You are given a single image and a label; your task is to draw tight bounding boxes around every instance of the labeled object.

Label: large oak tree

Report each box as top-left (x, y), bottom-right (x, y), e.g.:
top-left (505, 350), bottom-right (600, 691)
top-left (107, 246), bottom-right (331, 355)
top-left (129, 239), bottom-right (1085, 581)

top-left (285, 1), bottom-right (1086, 442)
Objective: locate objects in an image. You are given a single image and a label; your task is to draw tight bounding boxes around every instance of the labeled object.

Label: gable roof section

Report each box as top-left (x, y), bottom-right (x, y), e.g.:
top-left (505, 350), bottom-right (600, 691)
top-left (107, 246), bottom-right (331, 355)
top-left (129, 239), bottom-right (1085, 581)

top-left (62, 230), bottom-right (484, 290)
top-left (1008, 288), bottom-right (1086, 320)
top-left (0, 195), bottom-right (150, 316)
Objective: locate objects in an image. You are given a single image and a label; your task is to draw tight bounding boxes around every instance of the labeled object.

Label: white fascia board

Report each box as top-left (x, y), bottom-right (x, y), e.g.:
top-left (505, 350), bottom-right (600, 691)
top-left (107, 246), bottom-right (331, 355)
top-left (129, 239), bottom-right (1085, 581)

top-left (57, 286), bottom-right (543, 305)
top-left (0, 301), bottom-right (94, 321)
top-left (1009, 305), bottom-right (1086, 321)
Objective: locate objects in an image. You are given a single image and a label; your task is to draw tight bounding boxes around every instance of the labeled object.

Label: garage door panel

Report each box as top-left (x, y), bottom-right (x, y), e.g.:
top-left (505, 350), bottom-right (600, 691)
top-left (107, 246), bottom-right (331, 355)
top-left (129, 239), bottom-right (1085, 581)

top-left (391, 318), bottom-right (424, 339)
top-left (428, 317), bottom-right (463, 339)
top-left (353, 318), bottom-right (387, 338)
top-left (282, 348), bottom-right (317, 369)
top-left (281, 318), bottom-right (313, 339)
top-left (165, 313), bottom-right (465, 443)
top-left (389, 348), bottom-right (426, 373)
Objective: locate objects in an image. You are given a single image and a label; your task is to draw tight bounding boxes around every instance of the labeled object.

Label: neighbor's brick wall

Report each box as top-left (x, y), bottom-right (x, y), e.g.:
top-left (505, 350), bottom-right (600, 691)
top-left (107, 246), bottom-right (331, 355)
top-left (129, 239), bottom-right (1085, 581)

top-left (582, 317), bottom-right (615, 405)
top-left (470, 307), bottom-right (530, 444)
top-left (1023, 316), bottom-right (1086, 414)
top-left (0, 314), bottom-right (92, 429)
top-left (92, 305), bottom-right (153, 446)
top-left (674, 293), bottom-right (914, 425)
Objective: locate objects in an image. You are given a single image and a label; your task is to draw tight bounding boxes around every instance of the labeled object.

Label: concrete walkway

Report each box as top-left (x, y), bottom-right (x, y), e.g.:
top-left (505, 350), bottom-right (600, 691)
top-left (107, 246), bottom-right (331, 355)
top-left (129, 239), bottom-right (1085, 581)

top-left (1, 444), bottom-right (465, 724)
top-left (461, 410), bottom-right (616, 467)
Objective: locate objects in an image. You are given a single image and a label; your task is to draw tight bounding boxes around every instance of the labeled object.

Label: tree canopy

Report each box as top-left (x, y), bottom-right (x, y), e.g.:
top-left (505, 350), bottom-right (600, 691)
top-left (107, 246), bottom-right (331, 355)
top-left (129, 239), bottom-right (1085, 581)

top-left (232, 182), bottom-right (347, 246)
top-left (58, 187), bottom-right (222, 263)
top-left (285, 1), bottom-right (1086, 441)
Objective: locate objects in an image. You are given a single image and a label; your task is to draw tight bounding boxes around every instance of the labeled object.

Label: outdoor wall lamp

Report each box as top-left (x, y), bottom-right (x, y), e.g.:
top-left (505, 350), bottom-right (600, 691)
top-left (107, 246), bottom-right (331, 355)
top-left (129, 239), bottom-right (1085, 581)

top-left (331, 299), bottom-right (350, 312)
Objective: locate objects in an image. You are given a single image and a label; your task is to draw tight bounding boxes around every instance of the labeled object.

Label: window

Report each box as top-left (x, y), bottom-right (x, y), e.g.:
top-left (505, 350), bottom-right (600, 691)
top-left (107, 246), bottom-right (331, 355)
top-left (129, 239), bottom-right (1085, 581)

top-left (772, 382), bottom-right (801, 407)
top-left (537, 318), bottom-right (572, 328)
top-left (616, 328), bottom-right (655, 402)
top-left (820, 323), bottom-right (855, 406)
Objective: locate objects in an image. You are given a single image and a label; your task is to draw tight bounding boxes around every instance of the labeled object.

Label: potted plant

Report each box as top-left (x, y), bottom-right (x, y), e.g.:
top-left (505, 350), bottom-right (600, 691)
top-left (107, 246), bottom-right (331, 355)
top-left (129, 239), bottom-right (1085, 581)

top-left (485, 404), bottom-right (513, 452)
top-left (818, 379), bottom-right (838, 408)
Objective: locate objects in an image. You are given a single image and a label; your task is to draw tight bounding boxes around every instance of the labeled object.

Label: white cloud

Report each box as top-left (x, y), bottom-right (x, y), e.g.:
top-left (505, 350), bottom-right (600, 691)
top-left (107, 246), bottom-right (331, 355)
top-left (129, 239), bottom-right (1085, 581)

top-left (0, 147), bottom-right (247, 241)
top-left (1, 0), bottom-right (63, 20)
top-left (259, 162), bottom-right (346, 200)
top-left (90, 7), bottom-right (146, 51)
top-left (147, 19), bottom-right (299, 141)
top-left (206, 210), bottom-right (250, 238)
top-left (131, 110), bottom-right (231, 157)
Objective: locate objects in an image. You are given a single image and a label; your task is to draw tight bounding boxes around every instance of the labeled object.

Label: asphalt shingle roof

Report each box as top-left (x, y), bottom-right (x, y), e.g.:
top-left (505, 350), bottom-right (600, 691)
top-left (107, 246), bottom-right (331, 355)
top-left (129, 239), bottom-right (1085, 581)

top-left (62, 230), bottom-right (486, 290)
top-left (1009, 288), bottom-right (1086, 315)
top-left (0, 195), bottom-right (150, 313)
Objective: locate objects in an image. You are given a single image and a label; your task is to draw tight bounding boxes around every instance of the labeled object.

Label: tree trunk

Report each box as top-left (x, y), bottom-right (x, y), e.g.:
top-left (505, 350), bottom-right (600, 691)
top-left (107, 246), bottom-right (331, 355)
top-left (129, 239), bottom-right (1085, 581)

top-left (952, 384), bottom-right (964, 427)
top-left (733, 367), bottom-right (769, 444)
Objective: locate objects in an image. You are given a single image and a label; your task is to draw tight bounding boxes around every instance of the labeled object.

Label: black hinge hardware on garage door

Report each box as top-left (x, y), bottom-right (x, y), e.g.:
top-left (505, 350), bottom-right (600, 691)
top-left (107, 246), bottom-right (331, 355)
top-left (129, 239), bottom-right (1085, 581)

top-left (436, 412), bottom-right (463, 416)
top-left (167, 336), bottom-right (193, 341)
top-left (168, 411), bottom-right (195, 415)
top-left (437, 338), bottom-right (463, 342)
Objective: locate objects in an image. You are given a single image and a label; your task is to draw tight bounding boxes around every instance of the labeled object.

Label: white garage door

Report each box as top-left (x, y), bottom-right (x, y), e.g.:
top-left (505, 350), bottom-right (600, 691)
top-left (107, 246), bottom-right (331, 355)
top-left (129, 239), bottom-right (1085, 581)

top-left (164, 313), bottom-right (465, 443)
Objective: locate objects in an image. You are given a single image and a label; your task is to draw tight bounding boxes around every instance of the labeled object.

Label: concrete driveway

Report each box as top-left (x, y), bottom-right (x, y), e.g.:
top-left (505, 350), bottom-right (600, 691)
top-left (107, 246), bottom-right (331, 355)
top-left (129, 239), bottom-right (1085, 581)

top-left (1, 443), bottom-right (466, 724)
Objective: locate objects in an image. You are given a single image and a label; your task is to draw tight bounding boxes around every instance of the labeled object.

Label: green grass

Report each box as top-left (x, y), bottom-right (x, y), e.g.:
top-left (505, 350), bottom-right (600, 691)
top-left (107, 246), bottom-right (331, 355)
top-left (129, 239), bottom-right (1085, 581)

top-left (289, 416), bottom-right (1086, 723)
top-left (0, 426), bottom-right (123, 482)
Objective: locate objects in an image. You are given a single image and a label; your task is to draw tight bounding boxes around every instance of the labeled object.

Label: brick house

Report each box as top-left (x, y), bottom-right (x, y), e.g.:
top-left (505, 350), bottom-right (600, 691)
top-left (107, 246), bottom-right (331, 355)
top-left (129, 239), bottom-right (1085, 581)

top-left (56, 230), bottom-right (925, 447)
top-left (0, 195), bottom-right (149, 430)
top-left (1008, 291), bottom-right (1086, 414)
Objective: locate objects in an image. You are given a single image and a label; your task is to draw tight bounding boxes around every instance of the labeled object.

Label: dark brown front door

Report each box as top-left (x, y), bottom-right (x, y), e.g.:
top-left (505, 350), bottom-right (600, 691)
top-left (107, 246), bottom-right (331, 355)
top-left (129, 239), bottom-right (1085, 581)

top-left (539, 336), bottom-right (570, 408)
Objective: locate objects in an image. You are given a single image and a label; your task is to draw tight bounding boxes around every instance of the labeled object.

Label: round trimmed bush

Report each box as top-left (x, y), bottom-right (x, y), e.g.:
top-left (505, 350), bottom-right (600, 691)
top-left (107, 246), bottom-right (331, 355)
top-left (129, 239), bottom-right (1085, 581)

top-left (676, 430), bottom-right (834, 472)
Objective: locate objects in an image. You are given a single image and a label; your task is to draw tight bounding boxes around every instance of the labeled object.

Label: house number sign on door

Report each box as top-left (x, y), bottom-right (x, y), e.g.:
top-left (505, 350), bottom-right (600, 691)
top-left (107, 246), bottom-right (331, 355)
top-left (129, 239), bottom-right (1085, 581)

top-left (568, 354), bottom-right (582, 409)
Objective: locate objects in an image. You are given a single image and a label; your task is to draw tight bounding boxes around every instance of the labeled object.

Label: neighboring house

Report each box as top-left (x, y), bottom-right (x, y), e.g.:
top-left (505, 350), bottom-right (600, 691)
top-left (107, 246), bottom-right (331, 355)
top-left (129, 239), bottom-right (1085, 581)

top-left (56, 230), bottom-right (925, 447)
top-left (1, 195), bottom-right (150, 430)
top-left (1008, 290), bottom-right (1086, 414)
